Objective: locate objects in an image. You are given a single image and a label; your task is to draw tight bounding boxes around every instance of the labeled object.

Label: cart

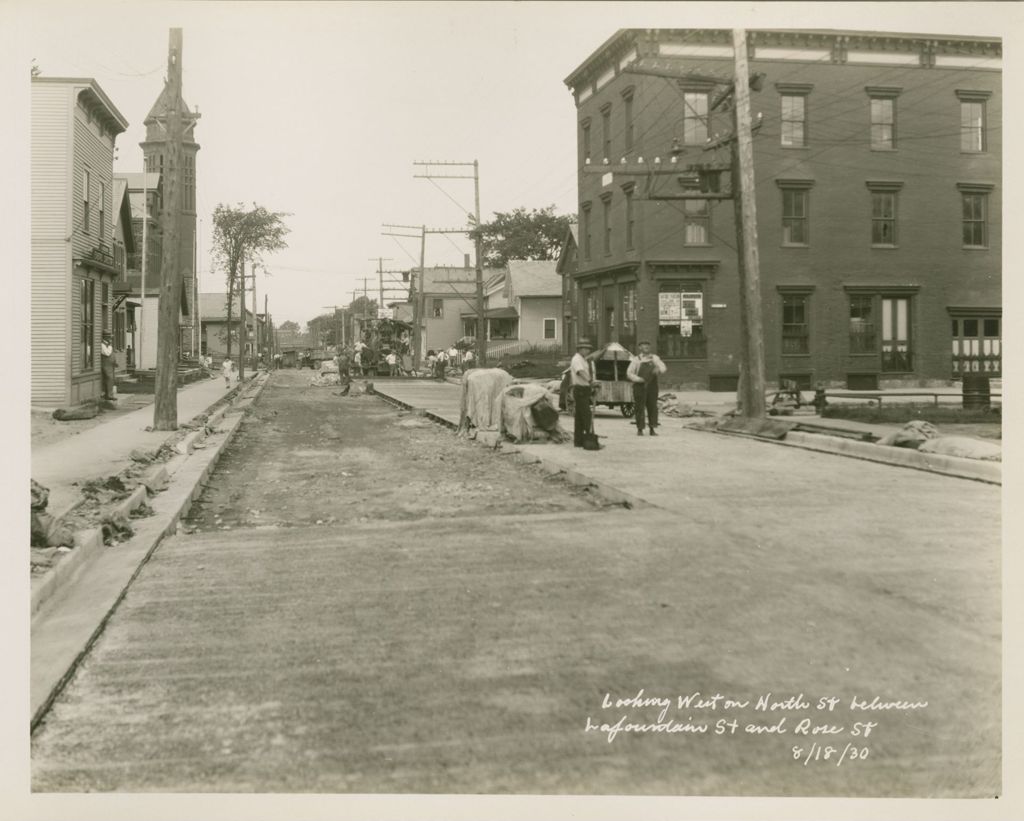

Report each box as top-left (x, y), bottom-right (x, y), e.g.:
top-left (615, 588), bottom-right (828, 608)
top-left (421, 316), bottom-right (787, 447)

top-left (560, 342), bottom-right (636, 418)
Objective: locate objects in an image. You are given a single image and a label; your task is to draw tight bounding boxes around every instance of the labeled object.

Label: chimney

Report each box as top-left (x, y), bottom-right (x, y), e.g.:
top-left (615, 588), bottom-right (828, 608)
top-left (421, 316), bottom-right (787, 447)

top-left (464, 254), bottom-right (471, 268)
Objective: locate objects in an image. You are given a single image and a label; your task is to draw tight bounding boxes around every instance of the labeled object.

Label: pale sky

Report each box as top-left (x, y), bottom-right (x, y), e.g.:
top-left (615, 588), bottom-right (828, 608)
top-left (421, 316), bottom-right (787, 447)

top-left (11, 1), bottom-right (1021, 328)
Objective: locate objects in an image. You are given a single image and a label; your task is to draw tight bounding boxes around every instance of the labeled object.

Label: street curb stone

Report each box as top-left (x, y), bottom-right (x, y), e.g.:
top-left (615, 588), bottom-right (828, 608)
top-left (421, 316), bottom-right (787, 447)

top-left (779, 430), bottom-right (1001, 484)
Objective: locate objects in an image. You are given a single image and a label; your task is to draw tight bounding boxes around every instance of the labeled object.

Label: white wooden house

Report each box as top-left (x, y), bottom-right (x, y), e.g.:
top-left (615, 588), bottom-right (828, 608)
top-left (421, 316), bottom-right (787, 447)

top-left (31, 76), bottom-right (128, 406)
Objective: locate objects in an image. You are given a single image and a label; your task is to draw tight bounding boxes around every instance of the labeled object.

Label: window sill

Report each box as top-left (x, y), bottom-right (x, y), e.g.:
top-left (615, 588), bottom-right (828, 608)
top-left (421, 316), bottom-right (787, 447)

top-left (870, 244), bottom-right (898, 249)
top-left (780, 243), bottom-right (810, 249)
top-left (870, 147), bottom-right (898, 152)
top-left (962, 245), bottom-right (989, 251)
top-left (779, 145), bottom-right (808, 150)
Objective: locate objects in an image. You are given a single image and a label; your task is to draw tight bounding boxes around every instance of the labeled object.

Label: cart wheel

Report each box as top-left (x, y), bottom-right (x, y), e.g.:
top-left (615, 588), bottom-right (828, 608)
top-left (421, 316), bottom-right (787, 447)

top-left (620, 403), bottom-right (635, 418)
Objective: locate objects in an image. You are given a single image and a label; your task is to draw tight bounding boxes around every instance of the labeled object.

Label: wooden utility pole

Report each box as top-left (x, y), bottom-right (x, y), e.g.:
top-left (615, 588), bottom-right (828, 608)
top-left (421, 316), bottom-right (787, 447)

top-left (472, 160), bottom-right (486, 366)
top-left (731, 29), bottom-right (767, 417)
top-left (251, 263), bottom-right (259, 364)
top-left (238, 258), bottom-right (247, 381)
top-left (369, 257), bottom-right (393, 308)
top-left (412, 161), bottom-right (486, 364)
top-left (153, 28), bottom-right (184, 430)
top-left (416, 228), bottom-right (425, 367)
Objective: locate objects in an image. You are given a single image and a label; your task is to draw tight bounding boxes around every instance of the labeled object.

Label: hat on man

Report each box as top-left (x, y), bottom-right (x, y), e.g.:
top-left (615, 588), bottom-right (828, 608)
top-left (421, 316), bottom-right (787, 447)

top-left (576, 338), bottom-right (594, 350)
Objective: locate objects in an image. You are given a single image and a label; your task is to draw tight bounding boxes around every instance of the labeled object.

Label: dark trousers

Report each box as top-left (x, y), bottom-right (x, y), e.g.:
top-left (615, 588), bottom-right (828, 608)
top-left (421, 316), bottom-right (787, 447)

top-left (633, 379), bottom-right (659, 431)
top-left (100, 356), bottom-right (115, 398)
top-left (573, 385), bottom-right (593, 445)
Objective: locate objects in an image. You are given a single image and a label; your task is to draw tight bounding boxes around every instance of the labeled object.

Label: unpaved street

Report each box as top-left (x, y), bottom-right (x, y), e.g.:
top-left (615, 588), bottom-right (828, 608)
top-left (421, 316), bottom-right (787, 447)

top-left (30, 370), bottom-right (1001, 796)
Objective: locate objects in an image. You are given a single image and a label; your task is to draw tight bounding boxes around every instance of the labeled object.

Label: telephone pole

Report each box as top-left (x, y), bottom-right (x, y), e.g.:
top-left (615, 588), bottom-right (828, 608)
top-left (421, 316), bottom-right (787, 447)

top-left (238, 258), bottom-right (248, 381)
top-left (413, 160), bottom-right (486, 365)
top-left (614, 43), bottom-right (766, 418)
top-left (731, 29), bottom-right (767, 417)
top-left (153, 28), bottom-right (185, 430)
top-left (369, 257), bottom-right (393, 307)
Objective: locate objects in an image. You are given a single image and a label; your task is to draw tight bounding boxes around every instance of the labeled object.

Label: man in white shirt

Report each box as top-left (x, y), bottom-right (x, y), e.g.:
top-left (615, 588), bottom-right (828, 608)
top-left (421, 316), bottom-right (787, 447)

top-left (386, 350), bottom-right (398, 376)
top-left (100, 334), bottom-right (115, 400)
top-left (570, 338), bottom-right (598, 447)
top-left (626, 340), bottom-right (667, 436)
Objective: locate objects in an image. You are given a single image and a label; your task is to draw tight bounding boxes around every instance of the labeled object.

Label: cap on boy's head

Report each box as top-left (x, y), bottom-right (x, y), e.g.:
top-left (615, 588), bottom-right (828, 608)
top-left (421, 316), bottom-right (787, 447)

top-left (576, 338), bottom-right (594, 350)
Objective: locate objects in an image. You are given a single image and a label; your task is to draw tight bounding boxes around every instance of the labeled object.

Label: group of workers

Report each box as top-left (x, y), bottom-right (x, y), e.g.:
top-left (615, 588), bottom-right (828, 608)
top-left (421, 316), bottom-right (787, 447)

top-left (425, 345), bottom-right (473, 380)
top-left (568, 337), bottom-right (667, 448)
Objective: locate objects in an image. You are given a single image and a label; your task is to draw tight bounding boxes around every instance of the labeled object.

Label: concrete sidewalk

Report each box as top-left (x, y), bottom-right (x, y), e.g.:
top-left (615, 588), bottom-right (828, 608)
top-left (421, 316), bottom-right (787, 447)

top-left (32, 375), bottom-right (244, 521)
top-left (375, 378), bottom-right (1001, 493)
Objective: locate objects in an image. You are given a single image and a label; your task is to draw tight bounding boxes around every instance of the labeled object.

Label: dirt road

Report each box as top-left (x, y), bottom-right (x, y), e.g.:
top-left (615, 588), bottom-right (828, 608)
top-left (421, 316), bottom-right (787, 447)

top-left (30, 369), bottom-right (1001, 797)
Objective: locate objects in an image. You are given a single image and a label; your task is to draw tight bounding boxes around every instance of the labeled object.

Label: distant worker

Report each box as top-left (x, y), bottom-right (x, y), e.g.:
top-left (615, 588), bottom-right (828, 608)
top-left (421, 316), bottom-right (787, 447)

top-left (462, 348), bottom-right (474, 372)
top-left (570, 338), bottom-right (598, 448)
top-left (221, 358), bottom-right (235, 388)
top-left (386, 350), bottom-right (398, 376)
top-left (335, 348), bottom-right (352, 396)
top-left (434, 347), bottom-right (449, 380)
top-left (626, 340), bottom-right (667, 436)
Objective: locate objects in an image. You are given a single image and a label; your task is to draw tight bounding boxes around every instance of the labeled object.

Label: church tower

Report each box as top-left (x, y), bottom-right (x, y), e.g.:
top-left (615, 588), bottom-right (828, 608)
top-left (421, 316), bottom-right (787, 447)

top-left (139, 78), bottom-right (201, 350)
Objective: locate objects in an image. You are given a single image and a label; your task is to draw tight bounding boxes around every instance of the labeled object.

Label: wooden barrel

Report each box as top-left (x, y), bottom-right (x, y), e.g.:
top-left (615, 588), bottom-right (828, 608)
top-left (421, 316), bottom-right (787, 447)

top-left (962, 373), bottom-right (991, 410)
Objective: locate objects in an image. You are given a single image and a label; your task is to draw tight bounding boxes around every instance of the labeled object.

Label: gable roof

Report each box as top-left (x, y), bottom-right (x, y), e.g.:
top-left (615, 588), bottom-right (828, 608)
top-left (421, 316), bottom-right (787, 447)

top-left (112, 177), bottom-right (135, 253)
top-left (420, 266), bottom-right (503, 295)
top-left (555, 224), bottom-right (578, 275)
top-left (199, 292), bottom-right (253, 321)
top-left (507, 259), bottom-right (560, 298)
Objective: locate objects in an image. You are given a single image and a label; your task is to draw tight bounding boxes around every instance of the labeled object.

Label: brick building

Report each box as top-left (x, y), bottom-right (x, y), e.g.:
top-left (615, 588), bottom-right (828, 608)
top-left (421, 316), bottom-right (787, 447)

top-left (564, 29), bottom-right (1001, 389)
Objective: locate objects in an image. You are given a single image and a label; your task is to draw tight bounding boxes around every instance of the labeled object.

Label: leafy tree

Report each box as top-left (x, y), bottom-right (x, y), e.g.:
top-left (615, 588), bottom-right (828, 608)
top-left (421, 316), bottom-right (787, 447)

top-left (474, 205), bottom-right (576, 268)
top-left (210, 203), bottom-right (290, 363)
top-left (278, 320), bottom-right (300, 332)
top-left (348, 295), bottom-right (378, 319)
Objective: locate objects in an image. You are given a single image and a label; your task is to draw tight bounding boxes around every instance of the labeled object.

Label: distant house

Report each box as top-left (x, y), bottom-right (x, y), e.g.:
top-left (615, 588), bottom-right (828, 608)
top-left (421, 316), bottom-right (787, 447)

top-left (109, 175), bottom-right (136, 371)
top-left (415, 265), bottom-right (501, 357)
top-left (114, 171), bottom-right (164, 370)
top-left (555, 225), bottom-right (579, 355)
top-left (31, 76), bottom-right (128, 407)
top-left (459, 259), bottom-right (563, 355)
top-left (199, 292), bottom-right (260, 362)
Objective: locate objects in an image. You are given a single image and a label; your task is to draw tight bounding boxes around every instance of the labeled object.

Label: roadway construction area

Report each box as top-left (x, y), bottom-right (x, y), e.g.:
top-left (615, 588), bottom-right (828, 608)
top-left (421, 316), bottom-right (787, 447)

top-left (30, 368), bottom-right (1001, 797)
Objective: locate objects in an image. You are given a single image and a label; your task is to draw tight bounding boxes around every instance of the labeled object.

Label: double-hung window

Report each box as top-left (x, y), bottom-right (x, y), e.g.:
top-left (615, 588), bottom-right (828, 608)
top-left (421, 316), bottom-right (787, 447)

top-left (867, 86), bottom-right (900, 150)
top-left (957, 90), bottom-right (990, 153)
top-left (600, 193), bottom-right (612, 255)
top-left (777, 84), bottom-right (812, 148)
top-left (623, 184), bottom-right (635, 250)
top-left (682, 91), bottom-right (710, 145)
top-left (777, 180), bottom-right (813, 246)
top-left (581, 118), bottom-right (592, 163)
top-left (82, 169), bottom-right (91, 234)
top-left (958, 182), bottom-right (993, 248)
top-left (682, 199), bottom-right (710, 245)
top-left (81, 278), bottom-right (95, 369)
top-left (780, 292), bottom-right (810, 355)
top-left (867, 181), bottom-right (903, 247)
top-left (581, 203), bottom-right (592, 261)
top-left (622, 87), bottom-right (635, 152)
top-left (600, 103), bottom-right (612, 161)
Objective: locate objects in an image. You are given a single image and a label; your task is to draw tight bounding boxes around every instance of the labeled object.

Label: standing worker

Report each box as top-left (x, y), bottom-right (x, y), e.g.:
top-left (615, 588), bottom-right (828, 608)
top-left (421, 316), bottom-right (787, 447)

top-left (626, 340), bottom-right (667, 436)
top-left (570, 338), bottom-right (598, 448)
top-left (100, 333), bottom-right (115, 400)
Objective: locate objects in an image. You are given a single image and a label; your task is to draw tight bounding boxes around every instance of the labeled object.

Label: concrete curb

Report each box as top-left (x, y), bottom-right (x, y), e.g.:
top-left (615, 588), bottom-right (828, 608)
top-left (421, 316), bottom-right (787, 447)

top-left (780, 430), bottom-right (1002, 484)
top-left (31, 378), bottom-right (269, 729)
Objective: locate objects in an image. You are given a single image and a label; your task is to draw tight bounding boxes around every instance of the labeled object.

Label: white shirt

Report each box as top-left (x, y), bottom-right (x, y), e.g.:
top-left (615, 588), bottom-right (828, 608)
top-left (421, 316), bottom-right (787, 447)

top-left (627, 352), bottom-right (667, 383)
top-left (570, 352), bottom-right (596, 387)
top-left (101, 341), bottom-right (113, 358)
top-left (386, 353), bottom-right (397, 365)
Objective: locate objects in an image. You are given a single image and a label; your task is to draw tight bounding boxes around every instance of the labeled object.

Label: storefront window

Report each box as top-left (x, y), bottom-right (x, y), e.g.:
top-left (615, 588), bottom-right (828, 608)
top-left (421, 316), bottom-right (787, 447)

top-left (657, 282), bottom-right (705, 359)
